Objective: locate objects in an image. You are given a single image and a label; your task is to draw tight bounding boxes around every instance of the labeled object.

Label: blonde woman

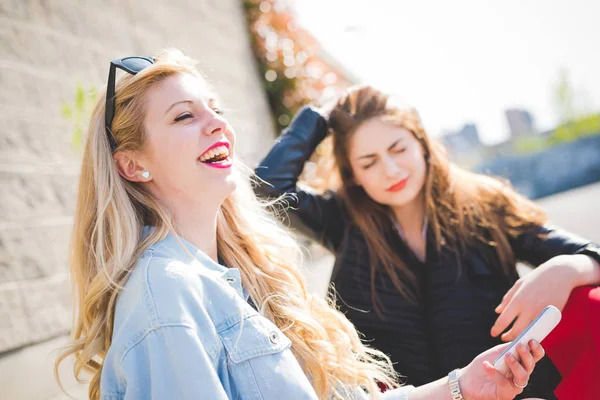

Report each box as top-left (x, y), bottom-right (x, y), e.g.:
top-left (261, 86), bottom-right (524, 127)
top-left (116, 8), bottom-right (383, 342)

top-left (55, 50), bottom-right (543, 400)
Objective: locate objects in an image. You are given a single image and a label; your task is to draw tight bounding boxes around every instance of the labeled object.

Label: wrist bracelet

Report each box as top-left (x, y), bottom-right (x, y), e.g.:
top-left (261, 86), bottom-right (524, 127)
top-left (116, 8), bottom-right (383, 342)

top-left (448, 369), bottom-right (465, 400)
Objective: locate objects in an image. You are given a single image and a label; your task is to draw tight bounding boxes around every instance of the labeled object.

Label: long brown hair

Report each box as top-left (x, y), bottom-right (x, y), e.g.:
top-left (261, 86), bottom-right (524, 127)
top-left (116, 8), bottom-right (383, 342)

top-left (308, 85), bottom-right (547, 311)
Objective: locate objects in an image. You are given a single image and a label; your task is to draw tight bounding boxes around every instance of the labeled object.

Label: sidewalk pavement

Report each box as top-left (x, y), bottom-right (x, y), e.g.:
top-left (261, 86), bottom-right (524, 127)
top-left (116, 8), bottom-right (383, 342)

top-left (0, 335), bottom-right (88, 399)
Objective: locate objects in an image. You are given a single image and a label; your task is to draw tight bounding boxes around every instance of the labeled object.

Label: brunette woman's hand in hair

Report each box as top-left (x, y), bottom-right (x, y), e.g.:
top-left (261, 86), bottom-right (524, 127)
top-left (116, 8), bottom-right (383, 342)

top-left (491, 254), bottom-right (600, 341)
top-left (316, 97), bottom-right (339, 120)
top-left (458, 340), bottom-right (545, 400)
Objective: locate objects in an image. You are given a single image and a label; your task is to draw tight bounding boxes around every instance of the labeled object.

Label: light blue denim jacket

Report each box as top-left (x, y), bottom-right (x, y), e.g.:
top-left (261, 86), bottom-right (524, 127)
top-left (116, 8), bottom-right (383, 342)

top-left (100, 232), bottom-right (414, 399)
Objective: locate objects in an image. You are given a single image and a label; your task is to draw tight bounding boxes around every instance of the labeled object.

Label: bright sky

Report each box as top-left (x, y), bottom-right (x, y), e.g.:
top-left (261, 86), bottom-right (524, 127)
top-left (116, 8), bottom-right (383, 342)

top-left (290, 0), bottom-right (600, 144)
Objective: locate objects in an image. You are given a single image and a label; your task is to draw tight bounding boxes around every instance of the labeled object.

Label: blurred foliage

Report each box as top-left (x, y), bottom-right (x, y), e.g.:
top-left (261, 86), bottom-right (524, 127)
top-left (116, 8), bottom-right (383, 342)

top-left (515, 71), bottom-right (600, 154)
top-left (514, 136), bottom-right (550, 154)
top-left (553, 69), bottom-right (577, 124)
top-left (514, 113), bottom-right (600, 155)
top-left (551, 113), bottom-right (600, 144)
top-left (550, 69), bottom-right (600, 144)
top-left (61, 83), bottom-right (97, 149)
top-left (243, 0), bottom-right (342, 133)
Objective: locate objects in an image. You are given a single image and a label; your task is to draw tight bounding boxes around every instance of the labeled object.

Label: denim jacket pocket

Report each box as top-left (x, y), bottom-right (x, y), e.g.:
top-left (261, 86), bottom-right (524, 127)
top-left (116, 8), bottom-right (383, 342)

top-left (220, 314), bottom-right (292, 363)
top-left (218, 314), bottom-right (316, 399)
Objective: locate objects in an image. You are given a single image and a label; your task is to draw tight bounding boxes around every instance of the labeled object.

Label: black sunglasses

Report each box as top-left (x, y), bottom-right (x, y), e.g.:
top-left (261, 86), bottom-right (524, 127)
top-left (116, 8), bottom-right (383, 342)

top-left (105, 56), bottom-right (155, 152)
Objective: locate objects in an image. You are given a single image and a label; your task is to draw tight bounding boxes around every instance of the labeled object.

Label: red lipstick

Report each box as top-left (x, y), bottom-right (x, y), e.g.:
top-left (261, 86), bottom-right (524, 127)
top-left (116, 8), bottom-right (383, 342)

top-left (199, 140), bottom-right (230, 158)
top-left (387, 178), bottom-right (408, 192)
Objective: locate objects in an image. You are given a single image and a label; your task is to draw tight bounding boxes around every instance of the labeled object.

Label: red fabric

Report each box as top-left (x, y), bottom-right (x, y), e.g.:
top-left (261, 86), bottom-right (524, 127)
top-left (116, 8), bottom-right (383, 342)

top-left (377, 381), bottom-right (390, 393)
top-left (541, 286), bottom-right (600, 400)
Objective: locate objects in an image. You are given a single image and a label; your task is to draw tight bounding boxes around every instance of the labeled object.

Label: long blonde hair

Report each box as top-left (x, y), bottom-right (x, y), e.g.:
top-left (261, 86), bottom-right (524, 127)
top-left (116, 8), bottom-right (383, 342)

top-left (55, 50), bottom-right (398, 400)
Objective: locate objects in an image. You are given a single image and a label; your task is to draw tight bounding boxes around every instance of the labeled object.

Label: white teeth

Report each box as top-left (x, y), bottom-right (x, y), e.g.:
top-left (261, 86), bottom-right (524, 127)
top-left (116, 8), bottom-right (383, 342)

top-left (199, 145), bottom-right (229, 162)
top-left (214, 145), bottom-right (228, 156)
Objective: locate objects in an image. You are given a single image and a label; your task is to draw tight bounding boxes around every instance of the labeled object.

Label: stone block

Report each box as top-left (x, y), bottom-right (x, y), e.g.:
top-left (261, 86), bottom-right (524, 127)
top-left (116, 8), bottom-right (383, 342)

top-left (0, 223), bottom-right (71, 282)
top-left (0, 275), bottom-right (71, 352)
top-left (0, 170), bottom-right (78, 222)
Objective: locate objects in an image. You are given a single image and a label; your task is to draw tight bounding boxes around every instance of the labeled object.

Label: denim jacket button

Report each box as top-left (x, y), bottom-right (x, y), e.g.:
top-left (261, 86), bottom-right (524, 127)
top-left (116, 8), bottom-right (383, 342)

top-left (269, 331), bottom-right (279, 344)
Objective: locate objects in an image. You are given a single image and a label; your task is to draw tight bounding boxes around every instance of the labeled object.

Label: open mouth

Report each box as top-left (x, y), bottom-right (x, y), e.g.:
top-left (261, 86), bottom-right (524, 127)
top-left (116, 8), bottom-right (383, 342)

top-left (198, 142), bottom-right (232, 168)
top-left (199, 145), bottom-right (229, 163)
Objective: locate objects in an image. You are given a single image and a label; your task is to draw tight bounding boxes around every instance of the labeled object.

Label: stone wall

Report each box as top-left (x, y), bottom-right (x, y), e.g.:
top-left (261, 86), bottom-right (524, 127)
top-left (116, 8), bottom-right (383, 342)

top-left (0, 0), bottom-right (275, 353)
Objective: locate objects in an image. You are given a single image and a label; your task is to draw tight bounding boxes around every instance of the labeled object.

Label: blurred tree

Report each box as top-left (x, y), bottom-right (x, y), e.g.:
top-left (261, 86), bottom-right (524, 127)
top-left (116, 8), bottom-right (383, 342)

top-left (243, 0), bottom-right (350, 133)
top-left (553, 69), bottom-right (576, 124)
top-left (552, 113), bottom-right (600, 144)
top-left (550, 69), bottom-right (600, 144)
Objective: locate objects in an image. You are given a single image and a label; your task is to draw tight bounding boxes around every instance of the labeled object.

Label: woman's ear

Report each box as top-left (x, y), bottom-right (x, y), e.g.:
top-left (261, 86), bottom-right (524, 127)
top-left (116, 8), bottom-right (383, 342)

top-left (114, 152), bottom-right (152, 183)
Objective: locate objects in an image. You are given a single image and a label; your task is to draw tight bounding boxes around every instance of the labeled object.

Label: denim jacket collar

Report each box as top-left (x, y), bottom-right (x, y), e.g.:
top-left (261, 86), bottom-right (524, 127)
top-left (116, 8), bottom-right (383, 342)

top-left (144, 226), bottom-right (247, 300)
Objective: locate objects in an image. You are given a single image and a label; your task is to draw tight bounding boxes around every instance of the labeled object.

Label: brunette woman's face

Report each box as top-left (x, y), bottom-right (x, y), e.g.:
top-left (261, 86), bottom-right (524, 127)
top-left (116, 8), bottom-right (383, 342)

top-left (347, 117), bottom-right (427, 209)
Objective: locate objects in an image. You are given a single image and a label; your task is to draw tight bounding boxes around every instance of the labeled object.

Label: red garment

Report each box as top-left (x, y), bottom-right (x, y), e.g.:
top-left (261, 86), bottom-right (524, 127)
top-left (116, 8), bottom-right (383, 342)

top-left (542, 286), bottom-right (600, 400)
top-left (381, 286), bottom-right (600, 397)
top-left (377, 381), bottom-right (389, 393)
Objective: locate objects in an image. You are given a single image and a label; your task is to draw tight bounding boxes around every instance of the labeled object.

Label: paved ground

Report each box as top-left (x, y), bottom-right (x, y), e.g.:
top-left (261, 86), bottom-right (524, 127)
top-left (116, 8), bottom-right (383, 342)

top-left (2, 182), bottom-right (598, 399)
top-left (0, 335), bottom-right (88, 400)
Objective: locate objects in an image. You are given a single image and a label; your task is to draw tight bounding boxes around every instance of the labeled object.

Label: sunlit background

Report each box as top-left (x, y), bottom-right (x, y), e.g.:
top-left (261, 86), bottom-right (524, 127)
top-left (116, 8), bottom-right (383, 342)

top-left (0, 1), bottom-right (598, 399)
top-left (292, 0), bottom-right (600, 144)
top-left (246, 0), bottom-right (600, 197)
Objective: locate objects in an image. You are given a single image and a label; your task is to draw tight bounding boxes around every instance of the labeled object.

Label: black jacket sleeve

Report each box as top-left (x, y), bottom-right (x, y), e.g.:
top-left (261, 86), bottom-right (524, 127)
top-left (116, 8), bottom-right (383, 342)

top-left (254, 106), bottom-right (346, 252)
top-left (511, 224), bottom-right (600, 268)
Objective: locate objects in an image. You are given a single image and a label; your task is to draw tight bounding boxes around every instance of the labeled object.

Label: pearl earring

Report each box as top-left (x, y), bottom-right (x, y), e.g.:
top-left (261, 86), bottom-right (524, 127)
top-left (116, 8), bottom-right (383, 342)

top-left (141, 171), bottom-right (150, 179)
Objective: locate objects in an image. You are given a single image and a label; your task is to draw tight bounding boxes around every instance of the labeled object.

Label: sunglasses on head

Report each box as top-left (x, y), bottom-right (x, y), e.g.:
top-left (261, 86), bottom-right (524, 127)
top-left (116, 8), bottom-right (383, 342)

top-left (105, 56), bottom-right (155, 152)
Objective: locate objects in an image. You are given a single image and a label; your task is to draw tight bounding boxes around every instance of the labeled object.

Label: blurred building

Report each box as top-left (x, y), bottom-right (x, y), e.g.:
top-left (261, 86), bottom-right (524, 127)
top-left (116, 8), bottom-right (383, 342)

top-left (477, 134), bottom-right (600, 199)
top-left (442, 123), bottom-right (482, 153)
top-left (505, 108), bottom-right (536, 137)
top-left (445, 109), bottom-right (541, 166)
top-left (479, 109), bottom-right (600, 199)
top-left (485, 108), bottom-right (537, 158)
top-left (441, 123), bottom-right (484, 167)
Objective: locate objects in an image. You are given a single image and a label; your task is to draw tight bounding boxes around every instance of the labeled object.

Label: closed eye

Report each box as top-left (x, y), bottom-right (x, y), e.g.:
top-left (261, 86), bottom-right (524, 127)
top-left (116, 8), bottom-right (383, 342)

top-left (392, 147), bottom-right (407, 154)
top-left (362, 159), bottom-right (377, 169)
top-left (174, 112), bottom-right (193, 122)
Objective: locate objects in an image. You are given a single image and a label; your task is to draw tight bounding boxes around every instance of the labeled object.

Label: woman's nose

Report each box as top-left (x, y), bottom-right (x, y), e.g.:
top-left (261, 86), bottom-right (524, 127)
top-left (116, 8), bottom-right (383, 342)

top-left (382, 155), bottom-right (402, 177)
top-left (203, 112), bottom-right (226, 136)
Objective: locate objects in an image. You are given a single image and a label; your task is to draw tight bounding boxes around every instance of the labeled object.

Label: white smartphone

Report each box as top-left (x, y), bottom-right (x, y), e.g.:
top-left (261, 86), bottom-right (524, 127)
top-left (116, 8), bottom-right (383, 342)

top-left (493, 305), bottom-right (562, 375)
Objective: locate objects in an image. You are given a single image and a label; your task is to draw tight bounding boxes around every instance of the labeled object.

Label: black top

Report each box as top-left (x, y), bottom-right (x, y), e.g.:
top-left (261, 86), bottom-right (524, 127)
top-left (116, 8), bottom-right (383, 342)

top-left (254, 106), bottom-right (600, 398)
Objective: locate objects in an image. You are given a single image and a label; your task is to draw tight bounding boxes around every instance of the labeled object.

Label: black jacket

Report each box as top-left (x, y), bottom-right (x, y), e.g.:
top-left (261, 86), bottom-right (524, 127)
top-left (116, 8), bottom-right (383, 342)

top-left (255, 106), bottom-right (600, 398)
